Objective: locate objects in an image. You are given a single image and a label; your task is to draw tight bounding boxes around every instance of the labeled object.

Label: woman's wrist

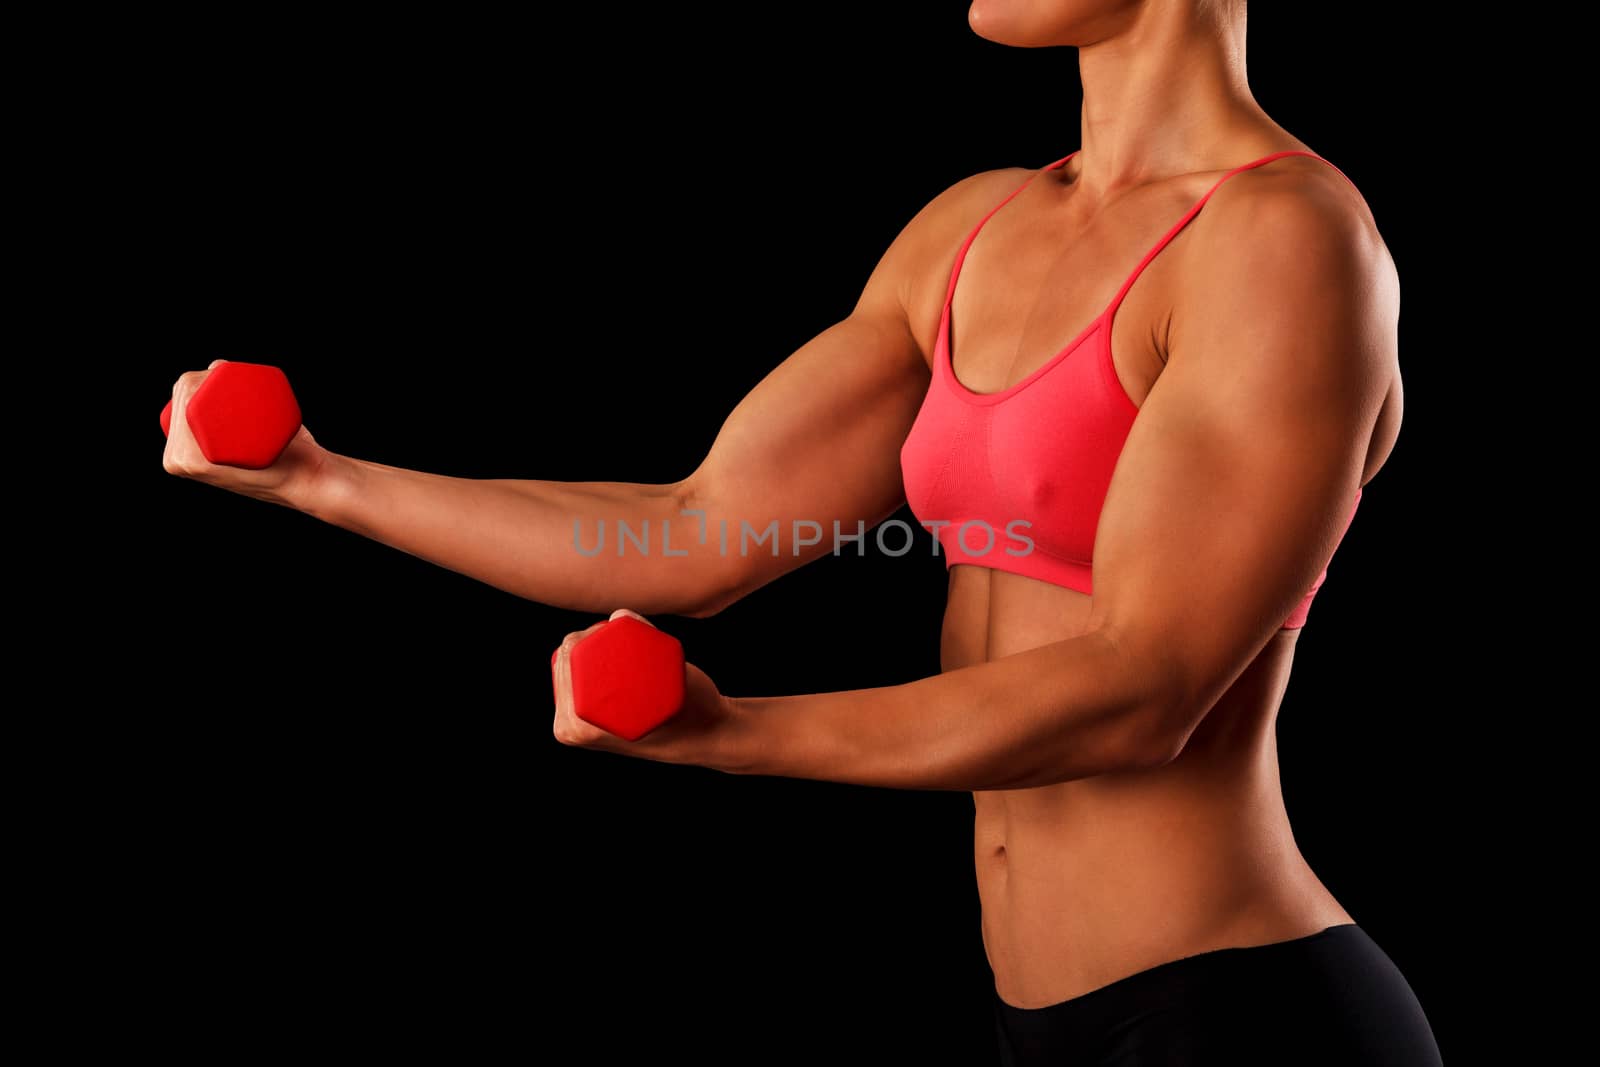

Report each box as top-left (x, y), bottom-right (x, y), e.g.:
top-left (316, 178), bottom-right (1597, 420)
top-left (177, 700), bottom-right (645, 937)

top-left (706, 695), bottom-right (768, 776)
top-left (288, 449), bottom-right (360, 520)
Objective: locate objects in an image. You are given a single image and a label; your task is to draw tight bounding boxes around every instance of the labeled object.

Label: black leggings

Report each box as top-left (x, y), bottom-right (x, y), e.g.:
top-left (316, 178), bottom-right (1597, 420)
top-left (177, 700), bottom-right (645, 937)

top-left (993, 925), bottom-right (1440, 1066)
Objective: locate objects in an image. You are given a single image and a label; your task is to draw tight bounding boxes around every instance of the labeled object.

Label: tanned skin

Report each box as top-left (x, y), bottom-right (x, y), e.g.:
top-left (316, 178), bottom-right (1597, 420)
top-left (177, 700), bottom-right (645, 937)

top-left (165, 0), bottom-right (1401, 1008)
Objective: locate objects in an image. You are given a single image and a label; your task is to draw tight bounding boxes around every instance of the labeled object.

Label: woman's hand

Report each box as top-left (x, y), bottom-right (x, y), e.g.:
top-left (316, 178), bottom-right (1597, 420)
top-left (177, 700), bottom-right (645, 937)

top-left (161, 360), bottom-right (332, 509)
top-left (552, 609), bottom-right (745, 771)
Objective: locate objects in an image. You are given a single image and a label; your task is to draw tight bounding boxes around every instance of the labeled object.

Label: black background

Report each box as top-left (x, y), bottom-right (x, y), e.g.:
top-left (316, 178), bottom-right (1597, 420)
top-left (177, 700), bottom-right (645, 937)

top-left (96, 3), bottom-right (1473, 1060)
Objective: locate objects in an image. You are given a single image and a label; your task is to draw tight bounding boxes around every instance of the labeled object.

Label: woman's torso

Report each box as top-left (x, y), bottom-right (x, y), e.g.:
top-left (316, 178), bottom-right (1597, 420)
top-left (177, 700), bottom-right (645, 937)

top-left (904, 148), bottom-right (1400, 1008)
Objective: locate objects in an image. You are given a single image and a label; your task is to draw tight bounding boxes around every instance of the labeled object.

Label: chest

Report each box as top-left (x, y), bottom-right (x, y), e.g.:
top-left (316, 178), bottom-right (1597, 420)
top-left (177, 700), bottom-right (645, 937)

top-left (946, 181), bottom-right (1195, 407)
top-left (899, 175), bottom-right (1216, 569)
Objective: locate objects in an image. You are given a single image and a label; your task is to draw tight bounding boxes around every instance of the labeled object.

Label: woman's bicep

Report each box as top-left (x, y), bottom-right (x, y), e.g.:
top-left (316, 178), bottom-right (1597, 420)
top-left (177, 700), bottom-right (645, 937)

top-left (679, 304), bottom-right (930, 595)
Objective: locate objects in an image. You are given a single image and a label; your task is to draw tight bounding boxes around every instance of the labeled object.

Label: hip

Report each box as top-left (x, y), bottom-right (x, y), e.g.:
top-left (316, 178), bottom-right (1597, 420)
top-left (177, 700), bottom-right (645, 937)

top-left (993, 924), bottom-right (1441, 1066)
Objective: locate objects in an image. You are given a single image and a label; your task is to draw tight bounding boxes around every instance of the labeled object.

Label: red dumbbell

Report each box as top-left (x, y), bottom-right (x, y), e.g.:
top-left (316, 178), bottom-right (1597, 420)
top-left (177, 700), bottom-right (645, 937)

top-left (552, 616), bottom-right (686, 741)
top-left (160, 362), bottom-right (302, 469)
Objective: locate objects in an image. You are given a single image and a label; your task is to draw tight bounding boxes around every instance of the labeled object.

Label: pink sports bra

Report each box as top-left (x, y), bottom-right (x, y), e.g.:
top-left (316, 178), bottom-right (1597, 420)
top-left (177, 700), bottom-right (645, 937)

top-left (900, 150), bottom-right (1362, 630)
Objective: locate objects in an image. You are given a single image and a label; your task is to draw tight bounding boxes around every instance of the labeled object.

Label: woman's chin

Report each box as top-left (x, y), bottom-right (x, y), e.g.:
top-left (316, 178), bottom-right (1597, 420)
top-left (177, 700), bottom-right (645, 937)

top-left (968, 0), bottom-right (1127, 48)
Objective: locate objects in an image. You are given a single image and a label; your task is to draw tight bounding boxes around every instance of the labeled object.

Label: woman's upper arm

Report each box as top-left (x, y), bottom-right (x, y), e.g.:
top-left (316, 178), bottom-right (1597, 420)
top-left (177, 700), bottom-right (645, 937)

top-left (1088, 174), bottom-right (1401, 733)
top-left (681, 168), bottom-right (1031, 600)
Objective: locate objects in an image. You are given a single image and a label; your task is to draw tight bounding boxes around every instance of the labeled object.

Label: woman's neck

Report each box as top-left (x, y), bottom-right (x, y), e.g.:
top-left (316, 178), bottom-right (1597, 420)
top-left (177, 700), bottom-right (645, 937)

top-left (1073, 1), bottom-right (1262, 198)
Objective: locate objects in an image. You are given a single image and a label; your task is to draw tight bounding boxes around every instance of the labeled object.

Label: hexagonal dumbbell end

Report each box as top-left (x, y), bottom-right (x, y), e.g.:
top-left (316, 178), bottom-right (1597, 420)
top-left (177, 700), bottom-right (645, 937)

top-left (558, 616), bottom-right (686, 742)
top-left (160, 362), bottom-right (302, 469)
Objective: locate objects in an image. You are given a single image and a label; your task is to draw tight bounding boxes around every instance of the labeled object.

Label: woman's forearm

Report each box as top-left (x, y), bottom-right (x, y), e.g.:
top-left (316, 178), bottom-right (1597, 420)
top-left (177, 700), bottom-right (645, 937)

top-left (297, 451), bottom-right (738, 615)
top-left (721, 629), bottom-right (1187, 790)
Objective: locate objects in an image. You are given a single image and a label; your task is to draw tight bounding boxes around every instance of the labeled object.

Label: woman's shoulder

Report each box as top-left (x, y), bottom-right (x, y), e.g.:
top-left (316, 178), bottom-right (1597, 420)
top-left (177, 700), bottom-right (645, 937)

top-left (895, 163), bottom-right (1047, 263)
top-left (1172, 149), bottom-right (1402, 413)
top-left (1183, 150), bottom-right (1397, 304)
top-left (915, 165), bottom-right (1043, 237)
top-left (868, 163), bottom-right (1046, 339)
top-left (1195, 150), bottom-right (1387, 262)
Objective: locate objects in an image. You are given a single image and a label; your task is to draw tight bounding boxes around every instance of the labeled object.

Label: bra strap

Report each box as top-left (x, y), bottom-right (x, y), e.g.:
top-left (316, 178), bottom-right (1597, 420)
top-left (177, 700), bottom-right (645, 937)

top-left (943, 152), bottom-right (1080, 305)
top-left (1105, 149), bottom-right (1355, 313)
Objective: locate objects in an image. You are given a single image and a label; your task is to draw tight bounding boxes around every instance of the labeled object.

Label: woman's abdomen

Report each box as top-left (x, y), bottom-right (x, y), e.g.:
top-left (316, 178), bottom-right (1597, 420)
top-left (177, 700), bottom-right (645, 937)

top-left (948, 567), bottom-right (1350, 1007)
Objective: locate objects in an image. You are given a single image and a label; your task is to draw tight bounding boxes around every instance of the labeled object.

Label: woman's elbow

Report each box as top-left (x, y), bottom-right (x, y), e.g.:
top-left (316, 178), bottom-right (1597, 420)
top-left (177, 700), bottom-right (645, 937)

top-left (1012, 709), bottom-right (1187, 787)
top-left (1113, 716), bottom-right (1192, 772)
top-left (1101, 654), bottom-right (1204, 774)
top-left (682, 587), bottom-right (740, 619)
top-left (677, 556), bottom-right (761, 618)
